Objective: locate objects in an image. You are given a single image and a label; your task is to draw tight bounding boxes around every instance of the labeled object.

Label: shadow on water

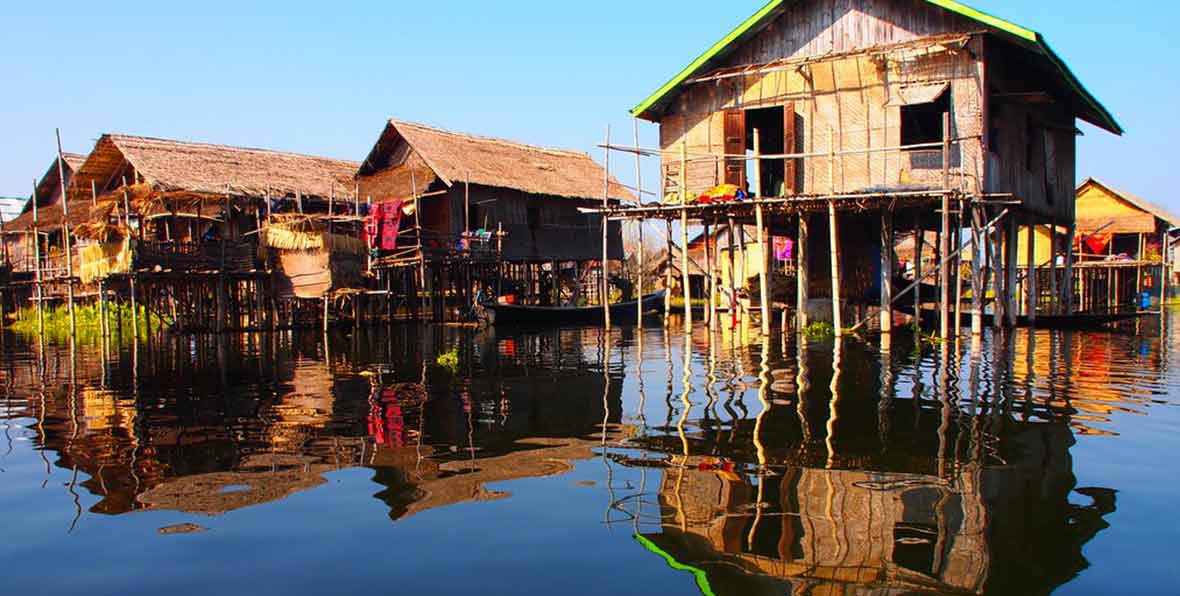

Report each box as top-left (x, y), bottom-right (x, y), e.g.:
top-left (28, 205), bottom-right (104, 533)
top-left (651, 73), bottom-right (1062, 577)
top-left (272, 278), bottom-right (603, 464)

top-left (0, 310), bottom-right (1175, 594)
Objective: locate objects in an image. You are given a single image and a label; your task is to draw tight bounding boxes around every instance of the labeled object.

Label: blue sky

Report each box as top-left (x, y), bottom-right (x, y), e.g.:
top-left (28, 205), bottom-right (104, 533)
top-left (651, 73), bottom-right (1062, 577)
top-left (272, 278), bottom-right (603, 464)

top-left (1, 0), bottom-right (1174, 211)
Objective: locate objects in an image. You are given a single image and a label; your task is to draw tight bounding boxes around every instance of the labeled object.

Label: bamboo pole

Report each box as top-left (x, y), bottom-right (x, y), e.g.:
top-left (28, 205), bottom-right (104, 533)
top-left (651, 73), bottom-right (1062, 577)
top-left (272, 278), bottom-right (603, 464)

top-left (1049, 217), bottom-right (1059, 315)
top-left (634, 119), bottom-right (645, 323)
top-left (30, 178), bottom-right (44, 338)
top-left (754, 129), bottom-right (770, 336)
top-left (938, 113), bottom-right (950, 339)
top-left (1026, 220), bottom-right (1037, 323)
top-left (880, 210), bottom-right (893, 333)
top-left (411, 170), bottom-right (426, 317)
top-left (971, 206), bottom-right (984, 335)
top-left (679, 143), bottom-right (692, 332)
top-left (664, 220), bottom-right (673, 324)
top-left (796, 213), bottom-right (809, 330)
top-left (827, 128), bottom-right (840, 335)
top-left (1065, 222), bottom-right (1076, 314)
top-left (1005, 219), bottom-right (1018, 326)
top-left (914, 217), bottom-right (924, 327)
top-left (727, 216), bottom-right (738, 324)
top-left (55, 129), bottom-right (75, 338)
top-left (602, 125), bottom-right (612, 329)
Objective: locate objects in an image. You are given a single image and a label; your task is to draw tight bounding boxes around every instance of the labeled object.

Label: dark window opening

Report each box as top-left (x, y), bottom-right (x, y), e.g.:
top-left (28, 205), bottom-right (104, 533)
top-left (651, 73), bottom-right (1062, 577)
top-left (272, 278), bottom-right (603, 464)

top-left (900, 90), bottom-right (951, 149)
top-left (745, 106), bottom-right (786, 197)
top-left (527, 206), bottom-right (541, 230)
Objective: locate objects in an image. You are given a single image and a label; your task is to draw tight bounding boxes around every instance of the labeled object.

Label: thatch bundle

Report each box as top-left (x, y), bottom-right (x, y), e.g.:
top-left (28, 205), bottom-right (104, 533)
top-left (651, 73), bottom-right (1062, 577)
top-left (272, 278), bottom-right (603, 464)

top-left (78, 236), bottom-right (132, 283)
top-left (262, 224), bottom-right (366, 255)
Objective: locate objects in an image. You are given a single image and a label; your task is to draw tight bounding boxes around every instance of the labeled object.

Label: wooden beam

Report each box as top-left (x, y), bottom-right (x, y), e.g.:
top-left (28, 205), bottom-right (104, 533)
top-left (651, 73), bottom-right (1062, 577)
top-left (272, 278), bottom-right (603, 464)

top-left (754, 128), bottom-right (770, 336)
top-left (938, 113), bottom-right (950, 340)
top-left (797, 213), bottom-right (809, 330)
top-left (880, 210), bottom-right (893, 333)
top-left (602, 125), bottom-right (612, 329)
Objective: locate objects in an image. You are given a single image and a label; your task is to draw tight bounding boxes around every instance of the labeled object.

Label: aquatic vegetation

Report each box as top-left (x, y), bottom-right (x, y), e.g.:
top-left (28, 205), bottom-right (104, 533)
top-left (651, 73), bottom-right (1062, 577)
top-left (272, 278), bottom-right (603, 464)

top-left (804, 321), bottom-right (835, 339)
top-left (435, 347), bottom-right (459, 372)
top-left (7, 303), bottom-right (168, 344)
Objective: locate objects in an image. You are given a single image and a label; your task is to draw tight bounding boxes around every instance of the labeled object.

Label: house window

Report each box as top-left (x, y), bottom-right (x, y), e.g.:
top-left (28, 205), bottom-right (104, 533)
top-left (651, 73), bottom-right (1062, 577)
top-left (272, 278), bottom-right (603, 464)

top-left (900, 89), bottom-right (951, 148)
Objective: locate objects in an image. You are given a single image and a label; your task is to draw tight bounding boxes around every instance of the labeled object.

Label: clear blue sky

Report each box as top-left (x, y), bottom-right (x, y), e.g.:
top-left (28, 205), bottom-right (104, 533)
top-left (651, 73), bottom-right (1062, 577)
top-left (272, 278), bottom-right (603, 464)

top-left (1, 0), bottom-right (1174, 211)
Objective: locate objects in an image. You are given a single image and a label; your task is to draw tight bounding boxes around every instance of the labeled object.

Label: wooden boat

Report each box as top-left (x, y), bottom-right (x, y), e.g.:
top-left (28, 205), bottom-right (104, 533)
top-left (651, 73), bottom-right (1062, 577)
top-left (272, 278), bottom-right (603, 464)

top-left (483, 290), bottom-right (666, 326)
top-left (896, 303), bottom-right (1155, 329)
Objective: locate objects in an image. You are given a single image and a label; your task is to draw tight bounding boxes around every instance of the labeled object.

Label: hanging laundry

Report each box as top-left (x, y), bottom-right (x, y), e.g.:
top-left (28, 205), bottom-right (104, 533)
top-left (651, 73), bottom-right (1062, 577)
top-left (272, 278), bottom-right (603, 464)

top-left (773, 237), bottom-right (793, 261)
top-left (697, 184), bottom-right (741, 203)
top-left (1084, 232), bottom-right (1111, 255)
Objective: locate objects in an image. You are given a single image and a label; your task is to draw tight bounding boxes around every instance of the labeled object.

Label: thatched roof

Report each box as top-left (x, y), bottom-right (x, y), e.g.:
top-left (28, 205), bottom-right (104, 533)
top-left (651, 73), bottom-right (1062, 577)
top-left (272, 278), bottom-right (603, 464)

top-left (358, 119), bottom-right (633, 202)
top-left (2, 153), bottom-right (87, 232)
top-left (70, 134), bottom-right (360, 203)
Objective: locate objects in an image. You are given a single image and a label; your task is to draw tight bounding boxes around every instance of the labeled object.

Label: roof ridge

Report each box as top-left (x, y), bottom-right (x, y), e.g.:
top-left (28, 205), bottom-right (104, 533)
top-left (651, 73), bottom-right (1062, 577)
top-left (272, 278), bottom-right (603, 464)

top-left (389, 118), bottom-right (592, 159)
top-left (105, 133), bottom-right (360, 165)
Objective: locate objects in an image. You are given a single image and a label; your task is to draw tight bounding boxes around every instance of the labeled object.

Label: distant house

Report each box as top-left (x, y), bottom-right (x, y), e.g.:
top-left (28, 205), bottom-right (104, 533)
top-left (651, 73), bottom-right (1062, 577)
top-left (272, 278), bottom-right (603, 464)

top-left (357, 119), bottom-right (630, 264)
top-left (2, 153), bottom-right (87, 273)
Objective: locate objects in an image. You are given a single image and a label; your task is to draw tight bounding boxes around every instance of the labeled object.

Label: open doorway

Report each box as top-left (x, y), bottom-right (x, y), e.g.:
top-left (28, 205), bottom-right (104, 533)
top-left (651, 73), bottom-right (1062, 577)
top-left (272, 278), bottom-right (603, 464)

top-left (746, 107), bottom-right (785, 197)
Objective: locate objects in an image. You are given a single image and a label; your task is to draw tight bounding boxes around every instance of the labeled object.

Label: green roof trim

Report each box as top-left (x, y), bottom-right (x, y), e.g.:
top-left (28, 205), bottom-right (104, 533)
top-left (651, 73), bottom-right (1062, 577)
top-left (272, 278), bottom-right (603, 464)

top-left (630, 0), bottom-right (1121, 135)
top-left (634, 534), bottom-right (716, 596)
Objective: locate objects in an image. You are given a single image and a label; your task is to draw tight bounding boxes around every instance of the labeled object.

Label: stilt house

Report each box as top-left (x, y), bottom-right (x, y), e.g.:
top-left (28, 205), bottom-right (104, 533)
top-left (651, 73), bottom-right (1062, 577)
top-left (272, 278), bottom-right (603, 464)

top-left (357, 119), bottom-right (630, 311)
top-left (626, 0), bottom-right (1121, 327)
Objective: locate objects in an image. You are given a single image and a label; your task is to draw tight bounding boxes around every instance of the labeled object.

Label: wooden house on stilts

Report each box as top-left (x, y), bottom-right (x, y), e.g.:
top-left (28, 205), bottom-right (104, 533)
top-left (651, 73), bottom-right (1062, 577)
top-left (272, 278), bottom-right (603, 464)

top-left (56, 134), bottom-right (362, 333)
top-left (357, 119), bottom-right (630, 321)
top-left (603, 0), bottom-right (1121, 336)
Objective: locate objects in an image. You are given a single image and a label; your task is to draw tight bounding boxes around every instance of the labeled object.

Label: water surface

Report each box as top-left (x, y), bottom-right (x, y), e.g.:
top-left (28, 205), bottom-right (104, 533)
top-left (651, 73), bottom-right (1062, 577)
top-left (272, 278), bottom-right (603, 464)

top-left (1, 314), bottom-right (1178, 595)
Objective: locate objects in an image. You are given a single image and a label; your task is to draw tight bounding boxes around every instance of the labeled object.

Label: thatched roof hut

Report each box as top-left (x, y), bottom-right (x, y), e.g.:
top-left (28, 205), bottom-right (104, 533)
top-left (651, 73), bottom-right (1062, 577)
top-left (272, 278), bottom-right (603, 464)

top-left (358, 119), bottom-right (632, 201)
top-left (69, 134), bottom-right (360, 205)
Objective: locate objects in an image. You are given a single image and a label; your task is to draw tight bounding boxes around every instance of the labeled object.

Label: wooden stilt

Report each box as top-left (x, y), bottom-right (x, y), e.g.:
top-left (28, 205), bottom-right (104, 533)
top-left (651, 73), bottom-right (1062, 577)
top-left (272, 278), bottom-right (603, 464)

top-left (797, 213), bottom-right (809, 330)
top-left (1005, 218), bottom-right (1018, 326)
top-left (971, 206), bottom-right (984, 335)
top-left (828, 200), bottom-right (842, 335)
top-left (1065, 222), bottom-right (1076, 314)
top-left (664, 222), bottom-right (672, 324)
top-left (602, 125), bottom-right (612, 329)
top-left (1049, 217), bottom-right (1059, 316)
top-left (938, 113), bottom-right (950, 340)
top-left (914, 216), bottom-right (924, 329)
top-left (1026, 220), bottom-right (1037, 324)
top-left (29, 178), bottom-right (44, 338)
top-left (633, 118), bottom-right (645, 324)
top-left (704, 219), bottom-right (716, 329)
top-left (880, 210), bottom-right (893, 333)
top-left (55, 129), bottom-right (76, 339)
top-left (953, 208), bottom-right (963, 332)
top-left (754, 129), bottom-right (770, 336)
top-left (679, 143), bottom-right (692, 332)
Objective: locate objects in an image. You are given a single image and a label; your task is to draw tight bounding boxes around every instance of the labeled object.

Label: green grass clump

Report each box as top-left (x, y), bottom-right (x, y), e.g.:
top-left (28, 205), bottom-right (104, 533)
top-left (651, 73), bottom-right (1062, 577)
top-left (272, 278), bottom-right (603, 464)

top-left (7, 303), bottom-right (168, 344)
top-left (804, 321), bottom-right (835, 339)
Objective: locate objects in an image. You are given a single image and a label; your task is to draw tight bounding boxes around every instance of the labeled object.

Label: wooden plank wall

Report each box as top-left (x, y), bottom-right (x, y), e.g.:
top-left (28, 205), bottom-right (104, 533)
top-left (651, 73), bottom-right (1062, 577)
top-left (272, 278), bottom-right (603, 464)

top-left (660, 42), bottom-right (985, 198)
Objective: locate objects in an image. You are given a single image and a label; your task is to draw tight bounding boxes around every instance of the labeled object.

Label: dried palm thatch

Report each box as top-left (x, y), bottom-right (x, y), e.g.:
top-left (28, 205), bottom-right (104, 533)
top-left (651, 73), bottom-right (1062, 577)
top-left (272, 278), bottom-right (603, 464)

top-left (70, 134), bottom-right (360, 203)
top-left (262, 225), bottom-right (366, 255)
top-left (78, 235), bottom-right (132, 283)
top-left (358, 119), bottom-right (634, 202)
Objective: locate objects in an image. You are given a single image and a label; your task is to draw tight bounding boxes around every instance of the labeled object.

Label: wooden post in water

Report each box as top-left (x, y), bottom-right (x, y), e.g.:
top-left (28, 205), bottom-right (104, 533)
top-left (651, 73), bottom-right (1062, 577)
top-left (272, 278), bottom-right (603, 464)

top-left (914, 217), bottom-right (923, 329)
top-left (679, 143), bottom-right (692, 333)
top-left (1026, 220), bottom-right (1037, 324)
top-left (55, 129), bottom-right (76, 339)
top-left (633, 119), bottom-right (645, 323)
top-left (30, 178), bottom-right (44, 338)
top-left (703, 219), bottom-right (713, 329)
top-left (880, 210), bottom-right (893, 334)
top-left (938, 113), bottom-right (951, 340)
top-left (665, 220), bottom-right (673, 323)
top-left (753, 129), bottom-right (770, 336)
top-left (828, 200), bottom-right (841, 336)
top-left (1065, 222), bottom-right (1076, 314)
top-left (1005, 218), bottom-right (1018, 326)
top-left (797, 213), bottom-right (809, 330)
top-left (971, 206), bottom-right (984, 335)
top-left (411, 170), bottom-right (427, 318)
top-left (601, 125), bottom-right (612, 329)
top-left (1048, 217), bottom-right (1059, 316)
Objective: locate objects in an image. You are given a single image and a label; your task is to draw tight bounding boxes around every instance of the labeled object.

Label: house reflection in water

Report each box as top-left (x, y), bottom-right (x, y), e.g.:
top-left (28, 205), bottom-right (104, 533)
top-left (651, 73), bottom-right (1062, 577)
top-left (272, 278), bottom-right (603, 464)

top-left (629, 335), bottom-right (1118, 596)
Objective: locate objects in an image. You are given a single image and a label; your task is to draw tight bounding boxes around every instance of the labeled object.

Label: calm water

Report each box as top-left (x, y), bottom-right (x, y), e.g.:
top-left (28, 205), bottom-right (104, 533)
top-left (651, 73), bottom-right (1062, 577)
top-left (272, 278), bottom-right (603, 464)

top-left (1, 314), bottom-right (1178, 595)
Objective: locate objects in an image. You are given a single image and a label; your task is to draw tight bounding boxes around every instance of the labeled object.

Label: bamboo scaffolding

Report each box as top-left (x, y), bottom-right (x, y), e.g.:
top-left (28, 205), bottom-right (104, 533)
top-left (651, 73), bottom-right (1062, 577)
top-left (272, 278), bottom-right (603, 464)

top-left (602, 125), bottom-right (611, 329)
